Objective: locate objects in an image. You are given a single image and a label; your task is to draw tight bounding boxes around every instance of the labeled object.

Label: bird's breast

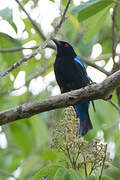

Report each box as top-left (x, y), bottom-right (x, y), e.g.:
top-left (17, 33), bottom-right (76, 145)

top-left (54, 57), bottom-right (74, 79)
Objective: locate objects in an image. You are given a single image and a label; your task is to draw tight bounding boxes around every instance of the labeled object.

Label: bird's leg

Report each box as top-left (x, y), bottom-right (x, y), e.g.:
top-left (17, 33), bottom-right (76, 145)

top-left (89, 78), bottom-right (96, 85)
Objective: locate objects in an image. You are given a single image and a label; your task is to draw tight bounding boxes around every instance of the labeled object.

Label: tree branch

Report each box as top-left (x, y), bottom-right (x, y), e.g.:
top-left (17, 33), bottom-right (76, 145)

top-left (112, 4), bottom-right (118, 64)
top-left (108, 99), bottom-right (120, 113)
top-left (0, 70), bottom-right (120, 125)
top-left (0, 64), bottom-right (53, 96)
top-left (0, 45), bottom-right (40, 53)
top-left (80, 56), bottom-right (111, 76)
top-left (0, 0), bottom-right (72, 77)
top-left (15, 0), bottom-right (55, 49)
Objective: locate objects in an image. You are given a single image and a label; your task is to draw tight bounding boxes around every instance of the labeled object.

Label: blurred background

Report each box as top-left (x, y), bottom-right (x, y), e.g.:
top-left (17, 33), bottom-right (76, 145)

top-left (0, 0), bottom-right (120, 179)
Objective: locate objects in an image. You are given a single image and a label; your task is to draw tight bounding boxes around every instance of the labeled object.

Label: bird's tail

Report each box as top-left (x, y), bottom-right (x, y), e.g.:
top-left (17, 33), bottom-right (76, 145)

top-left (74, 103), bottom-right (93, 136)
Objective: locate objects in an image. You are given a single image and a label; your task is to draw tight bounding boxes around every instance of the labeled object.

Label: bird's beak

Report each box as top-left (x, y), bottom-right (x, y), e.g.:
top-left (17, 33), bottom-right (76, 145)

top-left (51, 38), bottom-right (61, 46)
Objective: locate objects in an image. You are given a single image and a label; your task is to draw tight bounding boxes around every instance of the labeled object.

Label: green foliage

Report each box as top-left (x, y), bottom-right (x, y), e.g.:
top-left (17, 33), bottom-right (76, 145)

top-left (0, 8), bottom-right (13, 24)
top-left (70, 0), bottom-right (113, 21)
top-left (86, 176), bottom-right (96, 180)
top-left (112, 154), bottom-right (120, 168)
top-left (10, 121), bottom-right (34, 155)
top-left (30, 115), bottom-right (48, 147)
top-left (0, 33), bottom-right (23, 67)
top-left (33, 165), bottom-right (64, 180)
top-left (101, 176), bottom-right (113, 180)
top-left (20, 154), bottom-right (42, 178)
top-left (116, 5), bottom-right (120, 28)
top-left (83, 4), bottom-right (113, 41)
top-left (0, 8), bottom-right (17, 32)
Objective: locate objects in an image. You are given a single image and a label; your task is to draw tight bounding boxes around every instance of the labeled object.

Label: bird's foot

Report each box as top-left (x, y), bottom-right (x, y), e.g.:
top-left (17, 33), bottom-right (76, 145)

top-left (89, 81), bottom-right (97, 85)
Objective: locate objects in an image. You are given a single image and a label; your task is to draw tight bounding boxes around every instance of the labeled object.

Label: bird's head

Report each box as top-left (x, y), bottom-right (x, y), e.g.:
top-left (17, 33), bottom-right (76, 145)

top-left (52, 38), bottom-right (76, 57)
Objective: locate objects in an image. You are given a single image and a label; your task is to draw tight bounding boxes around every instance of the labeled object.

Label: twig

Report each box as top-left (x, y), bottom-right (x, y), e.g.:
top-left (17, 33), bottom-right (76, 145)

top-left (66, 146), bottom-right (73, 168)
top-left (0, 44), bottom-right (55, 53)
top-left (108, 99), bottom-right (120, 113)
top-left (0, 0), bottom-right (72, 78)
top-left (94, 53), bottom-right (120, 62)
top-left (15, 0), bottom-right (45, 40)
top-left (80, 56), bottom-right (111, 76)
top-left (99, 144), bottom-right (107, 180)
top-left (89, 163), bottom-right (95, 176)
top-left (74, 143), bottom-right (82, 168)
top-left (105, 97), bottom-right (120, 133)
top-left (74, 150), bottom-right (81, 168)
top-left (112, 4), bottom-right (118, 63)
top-left (83, 156), bottom-right (87, 177)
top-left (60, 0), bottom-right (62, 17)
top-left (0, 70), bottom-right (120, 125)
top-left (0, 64), bottom-right (53, 96)
top-left (0, 46), bottom-right (39, 53)
top-left (15, 0), bottom-right (55, 49)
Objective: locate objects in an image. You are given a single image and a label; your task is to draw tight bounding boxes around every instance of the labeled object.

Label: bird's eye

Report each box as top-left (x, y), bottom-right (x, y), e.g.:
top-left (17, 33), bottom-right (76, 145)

top-left (64, 43), bottom-right (69, 48)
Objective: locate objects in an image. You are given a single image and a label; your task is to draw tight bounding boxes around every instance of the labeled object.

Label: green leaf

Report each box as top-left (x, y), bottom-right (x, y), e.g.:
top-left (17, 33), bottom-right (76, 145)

top-left (20, 154), bottom-right (42, 178)
top-left (112, 155), bottom-right (120, 169)
top-left (101, 176), bottom-right (113, 180)
top-left (53, 167), bottom-right (66, 180)
top-left (30, 115), bottom-right (48, 147)
top-left (40, 150), bottom-right (58, 163)
top-left (70, 0), bottom-right (113, 21)
top-left (86, 176), bottom-right (96, 180)
top-left (0, 32), bottom-right (23, 76)
top-left (54, 169), bottom-right (81, 180)
top-left (105, 167), bottom-right (120, 180)
top-left (33, 165), bottom-right (63, 180)
top-left (23, 18), bottom-right (43, 44)
top-left (69, 169), bottom-right (82, 180)
top-left (76, 34), bottom-right (99, 56)
top-left (7, 154), bottom-right (22, 173)
top-left (0, 8), bottom-right (13, 24)
top-left (10, 122), bottom-right (33, 155)
top-left (116, 5), bottom-right (120, 28)
top-left (0, 8), bottom-right (17, 32)
top-left (100, 38), bottom-right (112, 55)
top-left (22, 0), bottom-right (30, 4)
top-left (83, 4), bottom-right (113, 41)
top-left (63, 172), bottom-right (73, 180)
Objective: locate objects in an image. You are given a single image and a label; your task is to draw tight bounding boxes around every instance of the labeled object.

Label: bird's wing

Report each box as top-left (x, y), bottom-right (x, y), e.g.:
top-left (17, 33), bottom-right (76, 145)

top-left (74, 56), bottom-right (86, 70)
top-left (73, 56), bottom-right (90, 84)
top-left (74, 56), bottom-right (96, 112)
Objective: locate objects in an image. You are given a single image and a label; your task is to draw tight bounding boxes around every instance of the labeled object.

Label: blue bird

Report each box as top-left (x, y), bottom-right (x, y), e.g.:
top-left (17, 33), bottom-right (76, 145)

top-left (52, 38), bottom-right (93, 136)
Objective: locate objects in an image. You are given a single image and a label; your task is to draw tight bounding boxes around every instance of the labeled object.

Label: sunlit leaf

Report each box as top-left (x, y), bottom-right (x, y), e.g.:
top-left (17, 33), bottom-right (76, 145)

top-left (86, 176), bottom-right (96, 180)
top-left (20, 154), bottom-right (42, 178)
top-left (70, 0), bottom-right (113, 21)
top-left (0, 32), bottom-right (23, 76)
top-left (83, 4), bottom-right (114, 41)
top-left (0, 8), bottom-right (13, 24)
top-left (69, 169), bottom-right (82, 180)
top-left (112, 155), bottom-right (120, 169)
top-left (30, 115), bottom-right (48, 147)
top-left (10, 122), bottom-right (33, 155)
top-left (33, 165), bottom-right (64, 180)
top-left (40, 150), bottom-right (58, 163)
top-left (101, 176), bottom-right (113, 180)
top-left (53, 167), bottom-right (66, 180)
top-left (116, 5), bottom-right (120, 28)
